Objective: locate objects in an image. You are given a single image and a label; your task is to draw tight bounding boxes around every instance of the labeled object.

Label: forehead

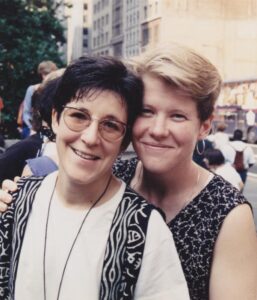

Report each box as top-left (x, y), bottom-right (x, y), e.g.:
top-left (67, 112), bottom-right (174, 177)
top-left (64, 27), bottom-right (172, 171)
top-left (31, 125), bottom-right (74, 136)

top-left (69, 90), bottom-right (127, 118)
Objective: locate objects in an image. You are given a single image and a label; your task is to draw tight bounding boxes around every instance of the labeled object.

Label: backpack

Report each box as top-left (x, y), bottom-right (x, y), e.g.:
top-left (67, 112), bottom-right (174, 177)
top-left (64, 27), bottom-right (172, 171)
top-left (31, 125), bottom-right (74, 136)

top-left (233, 149), bottom-right (245, 172)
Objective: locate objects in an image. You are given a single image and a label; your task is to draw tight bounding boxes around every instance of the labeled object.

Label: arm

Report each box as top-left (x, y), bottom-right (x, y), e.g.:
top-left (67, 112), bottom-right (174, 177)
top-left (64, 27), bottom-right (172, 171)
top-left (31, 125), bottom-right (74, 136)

top-left (209, 204), bottom-right (257, 300)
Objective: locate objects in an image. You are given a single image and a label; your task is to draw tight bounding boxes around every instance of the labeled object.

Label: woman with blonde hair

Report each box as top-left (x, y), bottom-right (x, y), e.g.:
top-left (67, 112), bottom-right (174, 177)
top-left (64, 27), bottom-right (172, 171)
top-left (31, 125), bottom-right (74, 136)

top-left (114, 44), bottom-right (257, 299)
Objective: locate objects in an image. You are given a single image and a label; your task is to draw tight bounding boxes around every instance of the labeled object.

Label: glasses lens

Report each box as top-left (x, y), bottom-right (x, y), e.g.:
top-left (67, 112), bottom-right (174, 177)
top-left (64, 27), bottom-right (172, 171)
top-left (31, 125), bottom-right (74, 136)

top-left (63, 108), bottom-right (90, 132)
top-left (100, 119), bottom-right (126, 141)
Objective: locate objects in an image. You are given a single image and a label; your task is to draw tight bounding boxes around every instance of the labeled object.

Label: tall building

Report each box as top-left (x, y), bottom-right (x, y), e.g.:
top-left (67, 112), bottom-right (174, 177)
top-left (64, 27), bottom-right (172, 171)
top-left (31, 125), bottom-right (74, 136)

top-left (82, 1), bottom-right (93, 55)
top-left (124, 0), bottom-right (141, 58)
top-left (91, 0), bottom-right (112, 56)
top-left (111, 0), bottom-right (123, 57)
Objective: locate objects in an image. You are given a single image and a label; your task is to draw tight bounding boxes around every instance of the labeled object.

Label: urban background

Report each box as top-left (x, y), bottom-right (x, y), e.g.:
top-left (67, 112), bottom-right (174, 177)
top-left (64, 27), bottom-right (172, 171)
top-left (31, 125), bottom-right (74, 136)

top-left (0, 0), bottom-right (257, 226)
top-left (1, 0), bottom-right (257, 141)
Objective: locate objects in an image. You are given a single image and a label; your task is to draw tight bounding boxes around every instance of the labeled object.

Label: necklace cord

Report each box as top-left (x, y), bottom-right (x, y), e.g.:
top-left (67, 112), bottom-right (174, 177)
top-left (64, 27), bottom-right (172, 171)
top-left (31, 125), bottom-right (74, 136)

top-left (43, 175), bottom-right (113, 300)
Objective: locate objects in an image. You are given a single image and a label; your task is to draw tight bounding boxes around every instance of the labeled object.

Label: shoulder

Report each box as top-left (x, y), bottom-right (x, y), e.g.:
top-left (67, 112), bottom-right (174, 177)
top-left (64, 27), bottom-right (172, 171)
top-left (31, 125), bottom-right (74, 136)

top-left (26, 156), bottom-right (58, 176)
top-left (113, 156), bottom-right (138, 183)
top-left (119, 184), bottom-right (165, 223)
top-left (203, 174), bottom-right (246, 204)
top-left (13, 176), bottom-right (45, 199)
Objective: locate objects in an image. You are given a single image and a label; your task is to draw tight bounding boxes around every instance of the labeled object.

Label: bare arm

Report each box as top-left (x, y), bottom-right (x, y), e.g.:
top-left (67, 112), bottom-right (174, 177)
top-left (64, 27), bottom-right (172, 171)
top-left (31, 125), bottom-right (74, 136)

top-left (209, 204), bottom-right (257, 300)
top-left (0, 179), bottom-right (18, 212)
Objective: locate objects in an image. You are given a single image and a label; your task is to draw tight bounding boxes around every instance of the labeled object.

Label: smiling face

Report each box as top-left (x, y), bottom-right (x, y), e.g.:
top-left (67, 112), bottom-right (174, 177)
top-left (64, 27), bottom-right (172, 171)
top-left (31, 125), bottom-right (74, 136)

top-left (132, 74), bottom-right (211, 175)
top-left (52, 90), bottom-right (127, 187)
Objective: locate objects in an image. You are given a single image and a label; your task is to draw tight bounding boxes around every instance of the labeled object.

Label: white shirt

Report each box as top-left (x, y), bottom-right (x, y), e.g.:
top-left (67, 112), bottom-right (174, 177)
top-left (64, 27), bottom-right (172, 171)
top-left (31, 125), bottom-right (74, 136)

top-left (15, 172), bottom-right (189, 300)
top-left (213, 131), bottom-right (230, 149)
top-left (215, 163), bottom-right (243, 190)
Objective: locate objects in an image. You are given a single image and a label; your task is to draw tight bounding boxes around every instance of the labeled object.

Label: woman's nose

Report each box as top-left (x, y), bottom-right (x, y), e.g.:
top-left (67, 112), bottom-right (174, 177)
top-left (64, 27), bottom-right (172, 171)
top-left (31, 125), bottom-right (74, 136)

top-left (149, 116), bottom-right (170, 138)
top-left (80, 120), bottom-right (100, 145)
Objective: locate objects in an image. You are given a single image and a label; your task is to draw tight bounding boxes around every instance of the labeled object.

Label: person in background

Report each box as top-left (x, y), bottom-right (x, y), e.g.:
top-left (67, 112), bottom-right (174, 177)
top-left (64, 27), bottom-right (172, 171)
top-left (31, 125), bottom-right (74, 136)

top-left (21, 60), bottom-right (57, 138)
top-left (204, 148), bottom-right (244, 191)
top-left (0, 134), bottom-right (5, 154)
top-left (212, 122), bottom-right (230, 149)
top-left (193, 138), bottom-right (213, 169)
top-left (1, 45), bottom-right (257, 300)
top-left (0, 55), bottom-right (189, 300)
top-left (0, 70), bottom-right (62, 184)
top-left (230, 129), bottom-right (256, 184)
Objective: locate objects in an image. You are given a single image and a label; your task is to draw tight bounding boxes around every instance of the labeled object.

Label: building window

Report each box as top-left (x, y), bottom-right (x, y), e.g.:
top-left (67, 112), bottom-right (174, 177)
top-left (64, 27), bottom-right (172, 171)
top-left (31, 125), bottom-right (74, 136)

top-left (84, 3), bottom-right (88, 10)
top-left (144, 5), bottom-right (147, 18)
top-left (113, 24), bottom-right (121, 36)
top-left (142, 27), bottom-right (149, 46)
top-left (83, 39), bottom-right (88, 48)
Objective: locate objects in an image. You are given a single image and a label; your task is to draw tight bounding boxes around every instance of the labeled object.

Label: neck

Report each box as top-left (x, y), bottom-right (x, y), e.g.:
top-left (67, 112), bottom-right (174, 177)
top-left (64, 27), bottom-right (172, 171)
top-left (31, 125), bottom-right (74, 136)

top-left (55, 172), bottom-right (119, 210)
top-left (133, 161), bottom-right (211, 222)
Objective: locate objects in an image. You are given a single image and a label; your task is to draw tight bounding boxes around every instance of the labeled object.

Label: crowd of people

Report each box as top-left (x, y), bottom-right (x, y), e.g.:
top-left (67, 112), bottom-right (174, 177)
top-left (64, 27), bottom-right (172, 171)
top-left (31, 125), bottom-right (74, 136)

top-left (0, 43), bottom-right (256, 300)
top-left (196, 122), bottom-right (256, 191)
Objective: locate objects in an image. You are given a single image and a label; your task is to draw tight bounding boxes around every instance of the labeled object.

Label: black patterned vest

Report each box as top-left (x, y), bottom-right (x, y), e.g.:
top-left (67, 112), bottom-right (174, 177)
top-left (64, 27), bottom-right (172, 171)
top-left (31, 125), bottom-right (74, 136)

top-left (0, 176), bottom-right (154, 300)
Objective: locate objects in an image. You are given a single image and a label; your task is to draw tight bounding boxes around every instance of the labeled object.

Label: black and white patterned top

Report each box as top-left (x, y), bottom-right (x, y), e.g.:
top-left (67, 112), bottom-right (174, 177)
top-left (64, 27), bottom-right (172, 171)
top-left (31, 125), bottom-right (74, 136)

top-left (0, 175), bottom-right (154, 300)
top-left (113, 157), bottom-right (250, 300)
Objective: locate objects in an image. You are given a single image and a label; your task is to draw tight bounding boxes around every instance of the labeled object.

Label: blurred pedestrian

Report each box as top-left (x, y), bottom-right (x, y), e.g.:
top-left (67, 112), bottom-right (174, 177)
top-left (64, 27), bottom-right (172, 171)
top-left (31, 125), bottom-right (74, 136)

top-left (0, 134), bottom-right (5, 154)
top-left (212, 122), bottom-right (230, 149)
top-left (204, 148), bottom-right (244, 191)
top-left (193, 138), bottom-right (213, 169)
top-left (230, 129), bottom-right (256, 183)
top-left (21, 60), bottom-right (57, 138)
top-left (0, 70), bottom-right (62, 184)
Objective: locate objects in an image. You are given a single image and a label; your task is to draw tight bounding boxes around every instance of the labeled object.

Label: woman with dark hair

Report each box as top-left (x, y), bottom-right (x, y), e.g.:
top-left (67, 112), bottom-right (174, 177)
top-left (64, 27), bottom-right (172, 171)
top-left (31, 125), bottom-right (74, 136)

top-left (0, 56), bottom-right (189, 300)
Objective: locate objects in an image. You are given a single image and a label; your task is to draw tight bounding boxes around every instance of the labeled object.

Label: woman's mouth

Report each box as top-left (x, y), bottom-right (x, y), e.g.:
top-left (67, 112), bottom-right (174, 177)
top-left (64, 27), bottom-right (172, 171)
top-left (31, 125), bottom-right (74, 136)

top-left (71, 147), bottom-right (100, 160)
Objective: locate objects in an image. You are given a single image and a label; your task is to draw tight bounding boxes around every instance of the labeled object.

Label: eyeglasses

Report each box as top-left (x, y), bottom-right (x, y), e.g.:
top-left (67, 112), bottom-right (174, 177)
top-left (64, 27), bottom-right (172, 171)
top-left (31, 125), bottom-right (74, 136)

top-left (62, 106), bottom-right (127, 142)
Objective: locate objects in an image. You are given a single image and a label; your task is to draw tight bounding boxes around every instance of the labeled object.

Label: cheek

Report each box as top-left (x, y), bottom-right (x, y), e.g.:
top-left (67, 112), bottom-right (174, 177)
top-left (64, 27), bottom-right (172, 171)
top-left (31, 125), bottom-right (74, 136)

top-left (132, 117), bottom-right (148, 138)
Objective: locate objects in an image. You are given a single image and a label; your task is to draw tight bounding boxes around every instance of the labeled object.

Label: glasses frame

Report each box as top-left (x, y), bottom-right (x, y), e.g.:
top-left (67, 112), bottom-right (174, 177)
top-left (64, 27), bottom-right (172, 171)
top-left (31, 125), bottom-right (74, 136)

top-left (62, 105), bottom-right (127, 142)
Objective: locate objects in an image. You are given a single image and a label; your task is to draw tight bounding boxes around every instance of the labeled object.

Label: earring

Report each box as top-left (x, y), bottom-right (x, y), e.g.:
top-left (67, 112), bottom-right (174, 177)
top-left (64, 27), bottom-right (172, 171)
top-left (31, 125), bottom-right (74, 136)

top-left (196, 139), bottom-right (205, 155)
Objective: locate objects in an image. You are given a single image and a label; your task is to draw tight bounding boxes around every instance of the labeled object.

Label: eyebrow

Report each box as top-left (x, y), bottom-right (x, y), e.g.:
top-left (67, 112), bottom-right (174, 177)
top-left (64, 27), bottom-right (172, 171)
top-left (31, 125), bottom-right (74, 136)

top-left (66, 106), bottom-right (126, 123)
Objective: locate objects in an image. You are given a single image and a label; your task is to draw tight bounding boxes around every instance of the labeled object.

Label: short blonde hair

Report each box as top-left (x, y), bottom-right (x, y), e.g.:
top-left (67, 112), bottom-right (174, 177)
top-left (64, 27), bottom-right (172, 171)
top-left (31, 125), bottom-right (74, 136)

top-left (132, 43), bottom-right (222, 121)
top-left (37, 60), bottom-right (58, 76)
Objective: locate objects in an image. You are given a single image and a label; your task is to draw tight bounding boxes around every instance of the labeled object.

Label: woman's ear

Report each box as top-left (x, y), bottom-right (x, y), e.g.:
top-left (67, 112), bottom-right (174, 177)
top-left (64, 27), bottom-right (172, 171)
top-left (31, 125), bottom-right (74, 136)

top-left (199, 114), bottom-right (213, 140)
top-left (51, 109), bottom-right (58, 135)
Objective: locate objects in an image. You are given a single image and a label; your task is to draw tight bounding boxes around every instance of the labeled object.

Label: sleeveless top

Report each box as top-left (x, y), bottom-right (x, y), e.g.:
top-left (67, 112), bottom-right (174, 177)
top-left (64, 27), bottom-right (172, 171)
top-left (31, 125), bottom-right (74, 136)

top-left (0, 175), bottom-right (154, 300)
top-left (113, 157), bottom-right (250, 300)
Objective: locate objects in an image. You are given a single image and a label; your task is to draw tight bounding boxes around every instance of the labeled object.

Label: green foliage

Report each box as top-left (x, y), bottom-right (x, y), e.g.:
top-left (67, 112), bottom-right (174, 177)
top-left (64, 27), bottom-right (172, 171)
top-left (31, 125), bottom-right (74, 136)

top-left (0, 0), bottom-right (66, 137)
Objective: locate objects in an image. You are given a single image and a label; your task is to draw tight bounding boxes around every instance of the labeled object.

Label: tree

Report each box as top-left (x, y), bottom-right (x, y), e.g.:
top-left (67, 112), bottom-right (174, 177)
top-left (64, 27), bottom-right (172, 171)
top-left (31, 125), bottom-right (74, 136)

top-left (0, 0), bottom-right (66, 138)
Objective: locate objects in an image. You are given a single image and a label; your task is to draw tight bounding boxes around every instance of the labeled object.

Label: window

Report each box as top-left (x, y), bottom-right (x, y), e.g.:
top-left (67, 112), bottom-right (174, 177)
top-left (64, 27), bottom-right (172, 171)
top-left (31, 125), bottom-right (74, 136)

top-left (142, 27), bottom-right (149, 46)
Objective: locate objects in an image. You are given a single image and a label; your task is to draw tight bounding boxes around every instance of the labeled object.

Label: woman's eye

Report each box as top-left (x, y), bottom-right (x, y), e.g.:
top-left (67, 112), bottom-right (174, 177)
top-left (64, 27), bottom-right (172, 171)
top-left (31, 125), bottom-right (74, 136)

top-left (70, 112), bottom-right (88, 120)
top-left (102, 120), bottom-right (120, 131)
top-left (141, 108), bottom-right (154, 116)
top-left (171, 114), bottom-right (187, 121)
